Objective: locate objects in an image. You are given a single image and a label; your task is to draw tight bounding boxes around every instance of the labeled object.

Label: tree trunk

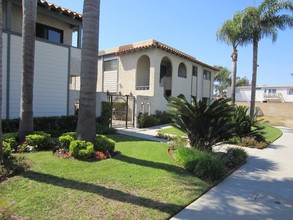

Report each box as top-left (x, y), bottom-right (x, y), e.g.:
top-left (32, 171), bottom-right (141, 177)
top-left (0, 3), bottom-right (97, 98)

top-left (0, 0), bottom-right (3, 161)
top-left (19, 0), bottom-right (37, 142)
top-left (231, 47), bottom-right (238, 105)
top-left (76, 0), bottom-right (100, 142)
top-left (250, 37), bottom-right (258, 117)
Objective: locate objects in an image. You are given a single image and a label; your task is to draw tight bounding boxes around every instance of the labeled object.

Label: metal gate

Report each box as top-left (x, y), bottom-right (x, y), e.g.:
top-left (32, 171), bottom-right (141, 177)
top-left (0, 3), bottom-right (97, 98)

top-left (108, 94), bottom-right (135, 128)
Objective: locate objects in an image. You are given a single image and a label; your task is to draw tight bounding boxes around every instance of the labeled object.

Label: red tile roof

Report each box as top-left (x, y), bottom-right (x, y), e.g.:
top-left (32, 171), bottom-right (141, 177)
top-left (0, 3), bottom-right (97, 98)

top-left (38, 0), bottom-right (82, 21)
top-left (116, 40), bottom-right (218, 71)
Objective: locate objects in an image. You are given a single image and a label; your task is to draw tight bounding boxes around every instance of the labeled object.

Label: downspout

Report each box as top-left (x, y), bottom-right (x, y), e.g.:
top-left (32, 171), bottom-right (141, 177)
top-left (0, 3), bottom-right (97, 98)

top-left (6, 0), bottom-right (12, 119)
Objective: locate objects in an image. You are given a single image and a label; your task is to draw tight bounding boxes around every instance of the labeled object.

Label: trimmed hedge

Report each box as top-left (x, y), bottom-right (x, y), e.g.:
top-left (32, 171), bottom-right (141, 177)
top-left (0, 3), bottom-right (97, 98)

top-left (69, 140), bottom-right (95, 160)
top-left (94, 135), bottom-right (115, 153)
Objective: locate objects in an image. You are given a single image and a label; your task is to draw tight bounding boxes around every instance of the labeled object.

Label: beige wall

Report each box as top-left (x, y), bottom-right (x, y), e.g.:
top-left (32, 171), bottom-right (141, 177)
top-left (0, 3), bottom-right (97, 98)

top-left (3, 2), bottom-right (73, 46)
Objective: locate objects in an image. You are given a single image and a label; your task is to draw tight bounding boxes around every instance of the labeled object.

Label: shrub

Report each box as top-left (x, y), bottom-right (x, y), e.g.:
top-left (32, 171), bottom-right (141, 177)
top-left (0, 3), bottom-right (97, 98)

top-left (3, 133), bottom-right (18, 151)
top-left (69, 140), bottom-right (94, 159)
top-left (225, 148), bottom-right (247, 167)
top-left (96, 124), bottom-right (117, 134)
top-left (168, 96), bottom-right (234, 151)
top-left (25, 132), bottom-right (51, 150)
top-left (168, 136), bottom-right (188, 149)
top-left (3, 142), bottom-right (12, 158)
top-left (94, 135), bottom-right (115, 153)
top-left (174, 147), bottom-right (226, 182)
top-left (0, 156), bottom-right (30, 181)
top-left (59, 135), bottom-right (74, 149)
top-left (62, 132), bottom-right (76, 138)
top-left (240, 136), bottom-right (267, 149)
top-left (154, 110), bottom-right (172, 124)
top-left (98, 102), bottom-right (112, 126)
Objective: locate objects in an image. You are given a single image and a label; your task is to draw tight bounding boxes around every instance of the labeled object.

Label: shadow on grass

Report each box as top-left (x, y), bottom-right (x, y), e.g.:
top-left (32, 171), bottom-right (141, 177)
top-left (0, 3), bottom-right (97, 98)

top-left (22, 171), bottom-right (182, 214)
top-left (112, 152), bottom-right (190, 177)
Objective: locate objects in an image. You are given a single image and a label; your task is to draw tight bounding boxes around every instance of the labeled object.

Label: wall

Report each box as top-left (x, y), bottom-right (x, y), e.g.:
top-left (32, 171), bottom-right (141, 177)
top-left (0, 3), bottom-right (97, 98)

top-left (6, 34), bottom-right (69, 119)
top-left (4, 1), bottom-right (74, 46)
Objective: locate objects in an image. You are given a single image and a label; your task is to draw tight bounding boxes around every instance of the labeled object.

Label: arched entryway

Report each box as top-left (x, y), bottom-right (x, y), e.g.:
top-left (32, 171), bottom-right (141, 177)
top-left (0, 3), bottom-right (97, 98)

top-left (160, 57), bottom-right (172, 98)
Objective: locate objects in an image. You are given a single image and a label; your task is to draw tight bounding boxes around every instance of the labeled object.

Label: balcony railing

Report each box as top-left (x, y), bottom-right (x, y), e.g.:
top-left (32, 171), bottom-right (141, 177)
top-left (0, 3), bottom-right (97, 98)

top-left (136, 86), bottom-right (150, 90)
top-left (263, 93), bottom-right (284, 103)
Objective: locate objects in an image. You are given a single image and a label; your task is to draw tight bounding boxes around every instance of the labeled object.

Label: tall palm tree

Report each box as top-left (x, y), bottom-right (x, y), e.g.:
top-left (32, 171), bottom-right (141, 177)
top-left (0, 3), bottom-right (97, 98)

top-left (19, 0), bottom-right (37, 142)
top-left (0, 0), bottom-right (3, 161)
top-left (240, 0), bottom-right (293, 117)
top-left (217, 13), bottom-right (247, 104)
top-left (76, 0), bottom-right (100, 142)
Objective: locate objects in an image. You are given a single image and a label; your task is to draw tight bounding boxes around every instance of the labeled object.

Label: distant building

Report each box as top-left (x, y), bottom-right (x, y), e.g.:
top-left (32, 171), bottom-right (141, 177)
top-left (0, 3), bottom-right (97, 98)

top-left (229, 86), bottom-right (293, 103)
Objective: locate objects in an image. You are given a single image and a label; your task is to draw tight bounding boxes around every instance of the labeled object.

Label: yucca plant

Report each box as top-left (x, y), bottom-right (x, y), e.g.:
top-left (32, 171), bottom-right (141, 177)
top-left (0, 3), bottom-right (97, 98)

top-left (168, 96), bottom-right (234, 152)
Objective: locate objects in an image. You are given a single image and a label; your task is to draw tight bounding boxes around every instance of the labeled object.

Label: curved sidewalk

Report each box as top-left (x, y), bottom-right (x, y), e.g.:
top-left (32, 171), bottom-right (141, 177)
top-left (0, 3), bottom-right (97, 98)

top-left (171, 127), bottom-right (293, 220)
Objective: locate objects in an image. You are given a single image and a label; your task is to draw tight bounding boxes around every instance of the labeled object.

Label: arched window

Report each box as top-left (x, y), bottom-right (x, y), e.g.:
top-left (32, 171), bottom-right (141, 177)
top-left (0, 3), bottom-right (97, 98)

top-left (136, 55), bottom-right (150, 90)
top-left (178, 63), bottom-right (187, 78)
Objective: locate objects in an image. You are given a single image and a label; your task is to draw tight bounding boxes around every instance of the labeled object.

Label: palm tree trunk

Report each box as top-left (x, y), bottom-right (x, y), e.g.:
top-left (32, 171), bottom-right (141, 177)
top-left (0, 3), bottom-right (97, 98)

top-left (76, 0), bottom-right (100, 142)
top-left (250, 37), bottom-right (258, 117)
top-left (19, 0), bottom-right (37, 142)
top-left (0, 0), bottom-right (3, 161)
top-left (231, 47), bottom-right (238, 105)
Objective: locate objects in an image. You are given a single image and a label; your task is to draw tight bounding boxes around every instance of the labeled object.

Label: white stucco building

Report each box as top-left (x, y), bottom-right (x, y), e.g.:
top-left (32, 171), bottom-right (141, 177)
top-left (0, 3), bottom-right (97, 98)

top-left (72, 39), bottom-right (218, 115)
top-left (231, 86), bottom-right (293, 103)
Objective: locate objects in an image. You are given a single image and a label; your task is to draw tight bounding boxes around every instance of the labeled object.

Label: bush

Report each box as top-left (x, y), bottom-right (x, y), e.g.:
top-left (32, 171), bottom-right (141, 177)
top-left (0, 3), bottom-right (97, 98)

top-left (0, 156), bottom-right (30, 181)
top-left (174, 147), bottom-right (226, 182)
top-left (94, 135), bottom-right (115, 153)
top-left (62, 132), bottom-right (76, 138)
top-left (98, 102), bottom-right (112, 126)
top-left (59, 135), bottom-right (74, 149)
top-left (25, 132), bottom-right (51, 150)
top-left (137, 113), bottom-right (159, 128)
top-left (240, 136), bottom-right (267, 149)
top-left (3, 133), bottom-right (18, 151)
top-left (3, 142), bottom-right (12, 158)
top-left (69, 140), bottom-right (94, 160)
top-left (96, 124), bottom-right (117, 134)
top-left (224, 148), bottom-right (247, 167)
top-left (168, 96), bottom-right (234, 151)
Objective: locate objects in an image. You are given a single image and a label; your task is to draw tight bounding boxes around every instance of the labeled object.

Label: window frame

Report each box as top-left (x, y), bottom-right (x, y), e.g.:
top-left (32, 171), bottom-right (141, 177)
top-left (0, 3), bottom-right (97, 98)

top-left (178, 62), bottom-right (187, 78)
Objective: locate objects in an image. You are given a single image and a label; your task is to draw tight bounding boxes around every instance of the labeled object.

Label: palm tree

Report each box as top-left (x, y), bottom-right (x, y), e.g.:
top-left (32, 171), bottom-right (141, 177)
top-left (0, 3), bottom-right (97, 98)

top-left (217, 13), bottom-right (247, 104)
top-left (168, 95), bottom-right (234, 152)
top-left (214, 66), bottom-right (231, 98)
top-left (240, 0), bottom-right (293, 117)
top-left (0, 0), bottom-right (3, 161)
top-left (18, 0), bottom-right (37, 142)
top-left (76, 0), bottom-right (100, 142)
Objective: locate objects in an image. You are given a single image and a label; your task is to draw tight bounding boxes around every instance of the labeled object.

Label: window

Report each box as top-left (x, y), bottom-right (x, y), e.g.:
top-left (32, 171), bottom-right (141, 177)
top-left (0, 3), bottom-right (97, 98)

top-left (36, 23), bottom-right (63, 43)
top-left (104, 59), bottom-right (118, 71)
top-left (288, 88), bottom-right (293, 95)
top-left (192, 66), bottom-right (198, 77)
top-left (178, 63), bottom-right (187, 78)
top-left (203, 70), bottom-right (211, 80)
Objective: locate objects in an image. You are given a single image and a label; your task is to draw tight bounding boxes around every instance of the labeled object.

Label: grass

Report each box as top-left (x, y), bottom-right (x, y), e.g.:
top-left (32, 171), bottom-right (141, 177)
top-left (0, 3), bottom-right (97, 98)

top-left (159, 124), bottom-right (282, 145)
top-left (158, 126), bottom-right (187, 137)
top-left (262, 125), bottom-right (283, 143)
top-left (0, 134), bottom-right (209, 220)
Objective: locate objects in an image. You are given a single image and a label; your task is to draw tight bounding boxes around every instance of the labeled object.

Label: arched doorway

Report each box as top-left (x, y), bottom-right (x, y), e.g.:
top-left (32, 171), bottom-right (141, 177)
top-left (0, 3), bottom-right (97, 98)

top-left (160, 57), bottom-right (172, 98)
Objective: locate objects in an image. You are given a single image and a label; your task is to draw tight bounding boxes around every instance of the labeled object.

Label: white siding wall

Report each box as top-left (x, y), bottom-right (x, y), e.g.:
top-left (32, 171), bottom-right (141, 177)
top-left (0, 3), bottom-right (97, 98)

top-left (6, 35), bottom-right (69, 118)
top-left (34, 40), bottom-right (68, 116)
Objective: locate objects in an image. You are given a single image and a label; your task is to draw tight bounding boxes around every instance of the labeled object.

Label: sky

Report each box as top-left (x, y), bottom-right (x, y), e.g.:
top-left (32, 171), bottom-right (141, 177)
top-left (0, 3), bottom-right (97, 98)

top-left (51, 0), bottom-right (293, 86)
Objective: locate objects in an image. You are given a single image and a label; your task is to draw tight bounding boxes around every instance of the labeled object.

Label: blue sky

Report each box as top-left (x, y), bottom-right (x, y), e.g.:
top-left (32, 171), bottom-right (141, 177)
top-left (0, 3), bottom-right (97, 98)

top-left (51, 0), bottom-right (293, 86)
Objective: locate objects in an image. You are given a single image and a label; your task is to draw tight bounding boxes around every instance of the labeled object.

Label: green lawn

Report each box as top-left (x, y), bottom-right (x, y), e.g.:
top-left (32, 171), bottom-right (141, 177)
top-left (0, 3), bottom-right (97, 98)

top-left (159, 125), bottom-right (282, 144)
top-left (0, 134), bottom-right (209, 220)
top-left (262, 125), bottom-right (283, 143)
top-left (158, 126), bottom-right (187, 137)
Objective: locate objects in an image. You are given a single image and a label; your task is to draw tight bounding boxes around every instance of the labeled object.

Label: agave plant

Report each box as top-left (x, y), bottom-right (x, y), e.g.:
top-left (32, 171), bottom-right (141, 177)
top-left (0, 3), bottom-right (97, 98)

top-left (167, 96), bottom-right (234, 152)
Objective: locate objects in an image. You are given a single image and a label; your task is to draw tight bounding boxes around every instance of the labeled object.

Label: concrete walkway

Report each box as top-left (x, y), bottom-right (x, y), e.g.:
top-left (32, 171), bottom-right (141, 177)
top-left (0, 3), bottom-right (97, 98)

top-left (116, 124), bottom-right (171, 143)
top-left (171, 127), bottom-right (293, 220)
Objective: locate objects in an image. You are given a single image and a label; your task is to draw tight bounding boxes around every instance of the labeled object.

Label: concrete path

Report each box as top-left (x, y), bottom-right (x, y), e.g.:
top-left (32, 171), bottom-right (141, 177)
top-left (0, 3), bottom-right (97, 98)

top-left (116, 124), bottom-right (171, 143)
top-left (171, 127), bottom-right (293, 220)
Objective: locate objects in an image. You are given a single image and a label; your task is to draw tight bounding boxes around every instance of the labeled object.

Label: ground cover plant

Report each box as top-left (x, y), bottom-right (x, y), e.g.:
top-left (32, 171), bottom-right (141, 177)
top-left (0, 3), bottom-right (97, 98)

top-left (0, 134), bottom-right (210, 220)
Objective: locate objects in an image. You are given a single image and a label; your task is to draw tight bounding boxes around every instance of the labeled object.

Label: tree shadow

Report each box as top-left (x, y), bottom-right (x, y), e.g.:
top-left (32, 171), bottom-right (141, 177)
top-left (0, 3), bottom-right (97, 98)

top-left (21, 171), bottom-right (182, 214)
top-left (112, 152), bottom-right (190, 177)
